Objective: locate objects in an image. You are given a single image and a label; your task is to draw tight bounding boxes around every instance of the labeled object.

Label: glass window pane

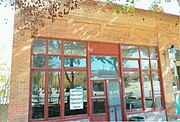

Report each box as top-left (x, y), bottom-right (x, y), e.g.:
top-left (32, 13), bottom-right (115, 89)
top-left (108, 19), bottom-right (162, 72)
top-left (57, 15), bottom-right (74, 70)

top-left (122, 46), bottom-right (139, 58)
top-left (141, 60), bottom-right (149, 69)
top-left (151, 60), bottom-right (158, 69)
top-left (64, 41), bottom-right (86, 56)
top-left (142, 72), bottom-right (153, 108)
top-left (48, 40), bottom-right (61, 54)
top-left (48, 72), bottom-right (60, 118)
top-left (93, 99), bottom-right (106, 114)
top-left (107, 81), bottom-right (121, 105)
top-left (31, 71), bottom-right (45, 119)
top-left (124, 72), bottom-right (142, 110)
top-left (33, 55), bottom-right (46, 68)
top-left (140, 47), bottom-right (149, 58)
top-left (152, 72), bottom-right (162, 108)
top-left (93, 82), bottom-right (104, 96)
top-left (33, 39), bottom-right (46, 54)
top-left (48, 56), bottom-right (61, 68)
top-left (91, 56), bottom-right (119, 77)
top-left (150, 48), bottom-right (157, 59)
top-left (64, 72), bottom-right (87, 116)
top-left (175, 49), bottom-right (180, 61)
top-left (122, 60), bottom-right (139, 68)
top-left (64, 58), bottom-right (86, 67)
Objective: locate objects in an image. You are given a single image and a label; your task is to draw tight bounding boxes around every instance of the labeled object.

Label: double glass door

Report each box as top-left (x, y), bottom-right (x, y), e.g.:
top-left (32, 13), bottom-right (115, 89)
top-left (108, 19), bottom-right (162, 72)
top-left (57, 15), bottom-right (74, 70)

top-left (91, 79), bottom-right (122, 121)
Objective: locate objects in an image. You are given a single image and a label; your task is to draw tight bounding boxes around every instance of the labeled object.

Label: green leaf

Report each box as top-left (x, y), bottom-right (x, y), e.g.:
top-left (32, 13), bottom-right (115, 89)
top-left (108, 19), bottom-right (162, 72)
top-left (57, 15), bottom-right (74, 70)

top-left (151, 4), bottom-right (159, 10)
top-left (128, 5), bottom-right (135, 12)
top-left (131, 0), bottom-right (135, 4)
top-left (114, 8), bottom-right (120, 14)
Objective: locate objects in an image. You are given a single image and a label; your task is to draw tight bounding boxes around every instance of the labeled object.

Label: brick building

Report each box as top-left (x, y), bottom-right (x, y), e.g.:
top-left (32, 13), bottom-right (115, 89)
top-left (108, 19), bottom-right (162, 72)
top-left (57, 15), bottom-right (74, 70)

top-left (8, 1), bottom-right (180, 122)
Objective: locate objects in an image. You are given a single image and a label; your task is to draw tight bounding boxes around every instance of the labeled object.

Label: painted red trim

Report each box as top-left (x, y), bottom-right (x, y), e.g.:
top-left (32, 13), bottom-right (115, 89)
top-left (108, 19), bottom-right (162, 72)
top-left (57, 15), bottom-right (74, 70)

top-left (63, 55), bottom-right (86, 58)
top-left (119, 44), bottom-right (127, 121)
top-left (86, 42), bottom-right (90, 118)
top-left (121, 43), bottom-right (158, 48)
top-left (60, 41), bottom-right (64, 119)
top-left (104, 80), bottom-right (109, 120)
top-left (123, 69), bottom-right (140, 72)
top-left (138, 47), bottom-right (146, 111)
top-left (44, 39), bottom-right (48, 120)
top-left (32, 54), bottom-right (47, 56)
top-left (148, 47), bottom-right (156, 109)
top-left (64, 68), bottom-right (87, 71)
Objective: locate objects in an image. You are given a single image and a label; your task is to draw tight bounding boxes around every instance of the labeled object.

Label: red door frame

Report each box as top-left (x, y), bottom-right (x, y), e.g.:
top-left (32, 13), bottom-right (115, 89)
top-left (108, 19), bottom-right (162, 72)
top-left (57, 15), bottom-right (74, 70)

top-left (90, 80), bottom-right (108, 121)
top-left (89, 41), bottom-right (123, 121)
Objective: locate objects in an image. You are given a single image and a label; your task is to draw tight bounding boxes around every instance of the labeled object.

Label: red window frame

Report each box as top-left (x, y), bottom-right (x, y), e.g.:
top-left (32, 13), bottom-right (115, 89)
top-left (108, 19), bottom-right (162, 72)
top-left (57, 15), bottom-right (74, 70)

top-left (29, 37), bottom-right (166, 121)
top-left (121, 44), bottom-right (165, 114)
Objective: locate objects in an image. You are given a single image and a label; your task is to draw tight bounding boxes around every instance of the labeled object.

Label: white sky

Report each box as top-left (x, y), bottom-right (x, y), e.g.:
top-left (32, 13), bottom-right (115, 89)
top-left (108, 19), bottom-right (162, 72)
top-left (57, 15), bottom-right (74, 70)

top-left (0, 3), bottom-right (14, 75)
top-left (0, 0), bottom-right (179, 75)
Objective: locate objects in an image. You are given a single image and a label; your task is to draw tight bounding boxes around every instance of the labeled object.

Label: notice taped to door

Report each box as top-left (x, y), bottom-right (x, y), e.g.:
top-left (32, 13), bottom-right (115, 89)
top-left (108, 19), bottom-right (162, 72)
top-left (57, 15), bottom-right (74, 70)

top-left (70, 88), bottom-right (84, 110)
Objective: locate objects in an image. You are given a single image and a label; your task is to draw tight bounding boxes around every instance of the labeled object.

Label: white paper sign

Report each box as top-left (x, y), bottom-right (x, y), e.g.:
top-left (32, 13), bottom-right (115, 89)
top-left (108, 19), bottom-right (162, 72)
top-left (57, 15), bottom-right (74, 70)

top-left (70, 88), bottom-right (84, 110)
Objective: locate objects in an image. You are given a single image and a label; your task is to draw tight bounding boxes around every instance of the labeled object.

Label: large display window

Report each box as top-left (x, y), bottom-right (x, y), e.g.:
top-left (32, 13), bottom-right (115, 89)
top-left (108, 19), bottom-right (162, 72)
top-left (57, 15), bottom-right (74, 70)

top-left (30, 38), bottom-right (164, 121)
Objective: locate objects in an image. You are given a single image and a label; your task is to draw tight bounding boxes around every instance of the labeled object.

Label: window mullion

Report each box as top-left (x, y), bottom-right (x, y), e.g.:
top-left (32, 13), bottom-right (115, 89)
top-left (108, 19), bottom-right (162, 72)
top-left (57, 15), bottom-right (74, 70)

top-left (149, 47), bottom-right (156, 109)
top-left (44, 39), bottom-right (49, 120)
top-left (138, 48), bottom-right (146, 110)
top-left (61, 41), bottom-right (65, 119)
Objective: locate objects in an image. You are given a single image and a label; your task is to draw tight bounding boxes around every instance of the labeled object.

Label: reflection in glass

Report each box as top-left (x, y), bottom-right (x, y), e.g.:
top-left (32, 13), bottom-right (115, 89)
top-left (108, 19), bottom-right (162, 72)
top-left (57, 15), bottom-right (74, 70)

top-left (48, 72), bottom-right (60, 118)
top-left (142, 72), bottom-right (153, 108)
top-left (64, 72), bottom-right (87, 116)
top-left (64, 58), bottom-right (86, 67)
top-left (33, 56), bottom-right (46, 68)
top-left (141, 60), bottom-right (149, 69)
top-left (48, 56), bottom-right (61, 68)
top-left (124, 72), bottom-right (142, 110)
top-left (152, 72), bottom-right (162, 108)
top-left (33, 39), bottom-right (46, 54)
top-left (109, 106), bottom-right (122, 121)
top-left (122, 60), bottom-right (139, 68)
top-left (93, 82), bottom-right (104, 96)
top-left (31, 71), bottom-right (45, 119)
top-left (64, 41), bottom-right (86, 56)
top-left (140, 47), bottom-right (149, 58)
top-left (150, 48), bottom-right (157, 59)
top-left (175, 49), bottom-right (180, 61)
top-left (91, 56), bottom-right (119, 77)
top-left (122, 46), bottom-right (139, 58)
top-left (93, 99), bottom-right (106, 114)
top-left (151, 60), bottom-right (158, 69)
top-left (48, 40), bottom-right (61, 54)
top-left (107, 81), bottom-right (121, 106)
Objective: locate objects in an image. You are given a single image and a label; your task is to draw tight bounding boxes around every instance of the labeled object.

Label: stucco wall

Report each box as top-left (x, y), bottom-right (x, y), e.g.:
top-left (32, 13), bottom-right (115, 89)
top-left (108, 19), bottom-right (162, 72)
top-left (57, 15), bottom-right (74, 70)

top-left (8, 1), bottom-right (180, 121)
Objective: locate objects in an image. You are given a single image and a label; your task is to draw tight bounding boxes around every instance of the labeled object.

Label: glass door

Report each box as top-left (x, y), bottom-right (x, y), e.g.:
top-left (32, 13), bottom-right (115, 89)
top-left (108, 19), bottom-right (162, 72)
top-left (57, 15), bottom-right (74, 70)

top-left (91, 80), bottom-right (108, 121)
top-left (106, 80), bottom-right (122, 121)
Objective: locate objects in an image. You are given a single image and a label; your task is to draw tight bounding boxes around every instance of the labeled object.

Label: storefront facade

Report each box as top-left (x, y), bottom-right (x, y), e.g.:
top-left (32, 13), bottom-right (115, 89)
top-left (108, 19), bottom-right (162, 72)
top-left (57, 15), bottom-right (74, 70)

top-left (8, 1), bottom-right (180, 122)
top-left (29, 38), bottom-right (166, 121)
